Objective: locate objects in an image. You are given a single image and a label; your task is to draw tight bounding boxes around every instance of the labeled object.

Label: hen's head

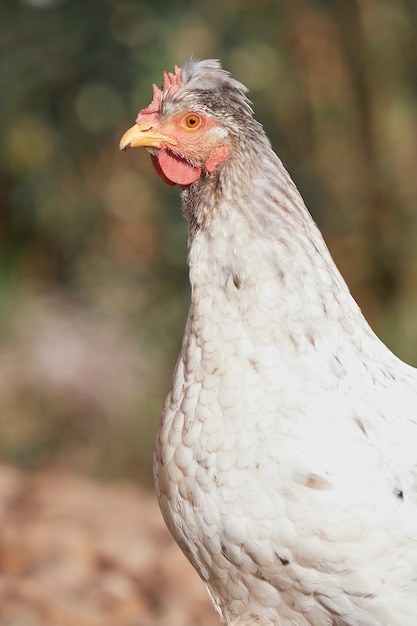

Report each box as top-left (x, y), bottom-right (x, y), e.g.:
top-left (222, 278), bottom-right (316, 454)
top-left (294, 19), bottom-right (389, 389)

top-left (119, 59), bottom-right (255, 186)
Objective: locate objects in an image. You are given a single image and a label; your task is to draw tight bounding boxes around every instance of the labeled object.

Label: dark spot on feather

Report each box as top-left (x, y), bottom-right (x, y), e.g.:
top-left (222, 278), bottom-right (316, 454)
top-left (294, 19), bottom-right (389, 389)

top-left (275, 265), bottom-right (285, 282)
top-left (307, 333), bottom-right (316, 347)
top-left (277, 554), bottom-right (290, 566)
top-left (255, 568), bottom-right (267, 580)
top-left (233, 273), bottom-right (241, 289)
top-left (355, 418), bottom-right (368, 437)
top-left (221, 544), bottom-right (231, 561)
top-left (249, 358), bottom-right (259, 372)
top-left (306, 473), bottom-right (332, 490)
top-left (393, 486), bottom-right (404, 499)
top-left (331, 354), bottom-right (345, 376)
top-left (289, 333), bottom-right (297, 348)
top-left (382, 368), bottom-right (396, 381)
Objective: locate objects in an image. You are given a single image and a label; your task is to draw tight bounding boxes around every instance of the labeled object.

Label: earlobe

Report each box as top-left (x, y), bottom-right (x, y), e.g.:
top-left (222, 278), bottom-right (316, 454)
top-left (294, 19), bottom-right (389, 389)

top-left (205, 144), bottom-right (230, 174)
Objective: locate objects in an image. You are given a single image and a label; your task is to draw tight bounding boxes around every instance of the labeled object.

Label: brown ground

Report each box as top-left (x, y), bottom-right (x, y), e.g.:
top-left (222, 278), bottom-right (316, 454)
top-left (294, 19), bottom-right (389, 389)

top-left (0, 465), bottom-right (219, 626)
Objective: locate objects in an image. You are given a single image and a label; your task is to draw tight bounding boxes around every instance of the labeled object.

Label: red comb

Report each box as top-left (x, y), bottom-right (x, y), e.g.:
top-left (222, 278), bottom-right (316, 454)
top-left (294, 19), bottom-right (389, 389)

top-left (141, 65), bottom-right (182, 115)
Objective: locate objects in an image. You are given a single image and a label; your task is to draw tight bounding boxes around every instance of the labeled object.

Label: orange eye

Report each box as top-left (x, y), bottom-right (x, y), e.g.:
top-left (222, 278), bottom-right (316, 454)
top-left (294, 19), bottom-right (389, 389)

top-left (184, 114), bottom-right (201, 129)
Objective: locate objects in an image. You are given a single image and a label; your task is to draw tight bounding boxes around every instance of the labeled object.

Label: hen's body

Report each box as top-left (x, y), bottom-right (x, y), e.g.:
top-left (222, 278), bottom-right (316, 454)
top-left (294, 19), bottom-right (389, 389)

top-left (120, 60), bottom-right (417, 625)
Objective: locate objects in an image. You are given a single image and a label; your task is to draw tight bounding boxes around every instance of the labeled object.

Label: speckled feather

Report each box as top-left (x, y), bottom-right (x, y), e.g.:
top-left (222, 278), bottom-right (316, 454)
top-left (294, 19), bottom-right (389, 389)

top-left (149, 59), bottom-right (417, 625)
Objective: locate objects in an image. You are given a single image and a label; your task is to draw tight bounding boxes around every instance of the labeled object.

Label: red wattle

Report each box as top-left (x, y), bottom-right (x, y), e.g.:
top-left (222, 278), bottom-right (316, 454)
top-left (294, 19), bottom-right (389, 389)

top-left (150, 154), bottom-right (177, 186)
top-left (155, 149), bottom-right (202, 186)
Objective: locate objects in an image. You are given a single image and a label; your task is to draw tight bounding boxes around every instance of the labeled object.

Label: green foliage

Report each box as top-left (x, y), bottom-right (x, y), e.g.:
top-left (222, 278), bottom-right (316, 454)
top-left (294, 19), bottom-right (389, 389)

top-left (0, 0), bottom-right (416, 479)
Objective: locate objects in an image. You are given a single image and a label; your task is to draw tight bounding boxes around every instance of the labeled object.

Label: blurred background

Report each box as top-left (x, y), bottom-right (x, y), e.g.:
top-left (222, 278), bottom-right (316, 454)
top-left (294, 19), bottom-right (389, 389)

top-left (1, 0), bottom-right (417, 481)
top-left (1, 0), bottom-right (417, 624)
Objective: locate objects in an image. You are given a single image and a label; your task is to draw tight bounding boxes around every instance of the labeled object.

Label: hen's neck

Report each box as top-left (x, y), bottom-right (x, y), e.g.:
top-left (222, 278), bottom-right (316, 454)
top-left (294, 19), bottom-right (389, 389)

top-left (177, 130), bottom-right (414, 399)
top-left (181, 140), bottom-right (366, 343)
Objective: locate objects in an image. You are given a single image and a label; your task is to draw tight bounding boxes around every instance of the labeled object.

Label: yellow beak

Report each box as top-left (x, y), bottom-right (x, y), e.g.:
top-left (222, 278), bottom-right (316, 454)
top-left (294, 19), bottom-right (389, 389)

top-left (119, 122), bottom-right (177, 151)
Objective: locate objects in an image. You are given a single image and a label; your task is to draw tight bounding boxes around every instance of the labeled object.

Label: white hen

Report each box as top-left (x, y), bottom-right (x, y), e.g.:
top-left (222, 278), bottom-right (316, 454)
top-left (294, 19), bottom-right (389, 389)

top-left (120, 59), bottom-right (417, 625)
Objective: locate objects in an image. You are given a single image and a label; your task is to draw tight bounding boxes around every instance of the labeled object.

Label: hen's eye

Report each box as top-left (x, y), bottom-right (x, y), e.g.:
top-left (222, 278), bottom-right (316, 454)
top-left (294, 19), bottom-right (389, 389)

top-left (184, 114), bottom-right (201, 129)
